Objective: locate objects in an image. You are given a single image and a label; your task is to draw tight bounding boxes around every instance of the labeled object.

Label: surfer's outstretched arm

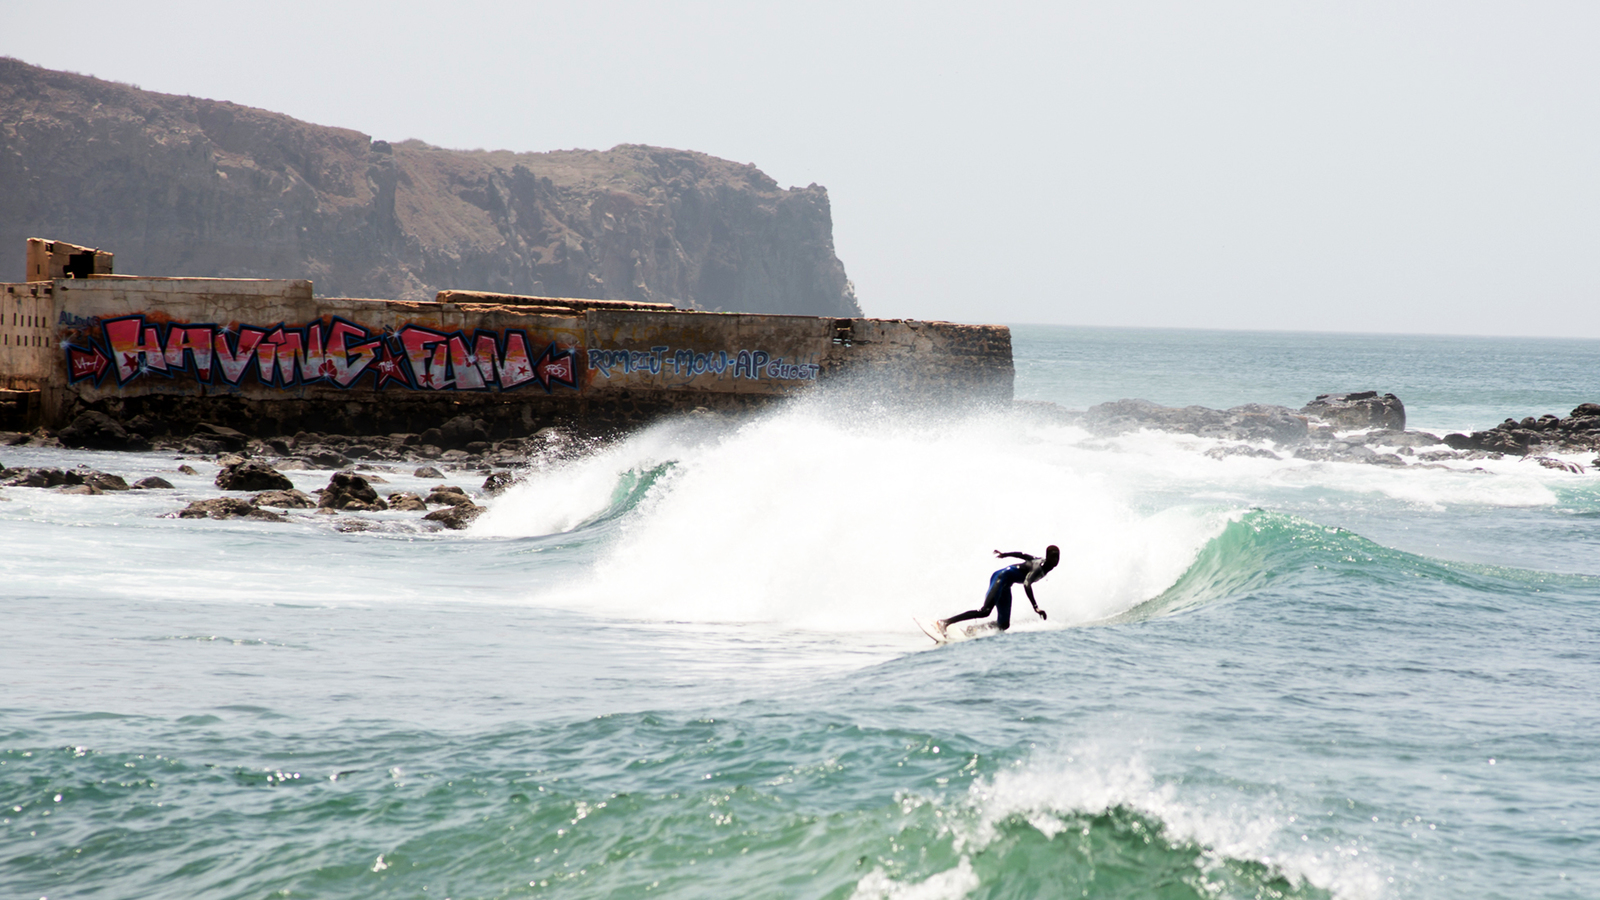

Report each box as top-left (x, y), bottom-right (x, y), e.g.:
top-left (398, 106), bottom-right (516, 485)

top-left (1025, 583), bottom-right (1047, 620)
top-left (994, 550), bottom-right (1035, 561)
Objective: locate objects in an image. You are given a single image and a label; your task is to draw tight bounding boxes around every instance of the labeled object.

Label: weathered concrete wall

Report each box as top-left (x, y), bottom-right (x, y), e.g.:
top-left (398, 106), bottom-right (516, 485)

top-left (2, 281), bottom-right (54, 390)
top-left (26, 238), bottom-right (113, 282)
top-left (6, 274), bottom-right (1012, 438)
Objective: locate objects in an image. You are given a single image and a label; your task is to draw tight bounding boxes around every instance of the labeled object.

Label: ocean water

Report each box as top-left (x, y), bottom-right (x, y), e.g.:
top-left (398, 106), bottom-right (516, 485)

top-left (3, 325), bottom-right (1598, 900)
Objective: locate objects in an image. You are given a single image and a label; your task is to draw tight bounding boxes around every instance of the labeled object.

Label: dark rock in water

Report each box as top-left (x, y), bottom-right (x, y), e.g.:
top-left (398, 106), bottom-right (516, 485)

top-left (1299, 392), bottom-right (1406, 432)
top-left (192, 423), bottom-right (250, 452)
top-left (1360, 429), bottom-right (1443, 448)
top-left (177, 464), bottom-right (200, 476)
top-left (1083, 399), bottom-right (1223, 437)
top-left (344, 444), bottom-right (376, 460)
top-left (465, 441), bottom-right (491, 456)
top-left (482, 471), bottom-right (517, 495)
top-left (131, 476), bottom-right (175, 490)
top-left (1293, 443), bottom-right (1405, 466)
top-left (216, 460), bottom-right (294, 492)
top-left (318, 472), bottom-right (388, 511)
top-left (419, 427), bottom-right (446, 448)
top-left (1434, 400), bottom-right (1600, 456)
top-left (424, 503), bottom-right (484, 530)
top-left (413, 466), bottom-right (445, 479)
top-left (83, 471), bottom-right (130, 491)
top-left (177, 497), bottom-right (285, 521)
top-left (1527, 456), bottom-right (1586, 474)
top-left (425, 485), bottom-right (475, 508)
top-left (387, 491), bottom-right (429, 512)
top-left (440, 415), bottom-right (491, 449)
top-left (1082, 398), bottom-right (1307, 445)
top-left (5, 467), bottom-right (82, 487)
top-left (58, 483), bottom-right (102, 495)
top-left (303, 447), bottom-right (353, 469)
top-left (59, 411), bottom-right (150, 451)
top-left (1204, 445), bottom-right (1280, 460)
top-left (182, 438), bottom-right (225, 455)
top-left (253, 489), bottom-right (316, 509)
top-left (1213, 404), bottom-right (1308, 444)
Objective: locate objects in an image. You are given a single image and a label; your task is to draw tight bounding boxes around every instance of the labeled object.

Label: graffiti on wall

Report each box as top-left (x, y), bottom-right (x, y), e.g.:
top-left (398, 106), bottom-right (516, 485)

top-left (587, 346), bottom-right (820, 381)
top-left (59, 313), bottom-right (823, 393)
top-left (63, 315), bottom-right (581, 393)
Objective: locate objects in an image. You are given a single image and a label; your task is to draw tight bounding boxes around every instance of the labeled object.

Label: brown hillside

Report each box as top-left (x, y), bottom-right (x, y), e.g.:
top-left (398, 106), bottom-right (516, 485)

top-left (0, 57), bottom-right (860, 315)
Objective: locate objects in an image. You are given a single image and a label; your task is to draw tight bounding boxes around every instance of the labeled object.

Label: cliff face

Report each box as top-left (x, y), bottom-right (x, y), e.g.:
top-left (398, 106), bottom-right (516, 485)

top-left (0, 58), bottom-right (860, 315)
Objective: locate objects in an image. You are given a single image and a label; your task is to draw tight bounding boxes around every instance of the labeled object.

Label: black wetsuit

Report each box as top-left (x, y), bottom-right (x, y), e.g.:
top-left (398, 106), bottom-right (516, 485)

top-left (943, 551), bottom-right (1051, 631)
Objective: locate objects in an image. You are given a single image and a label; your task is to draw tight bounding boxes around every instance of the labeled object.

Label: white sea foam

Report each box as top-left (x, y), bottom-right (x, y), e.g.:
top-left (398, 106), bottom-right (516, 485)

top-left (853, 745), bottom-right (1391, 900)
top-left (470, 390), bottom-right (1592, 630)
top-left (479, 404), bottom-right (1231, 632)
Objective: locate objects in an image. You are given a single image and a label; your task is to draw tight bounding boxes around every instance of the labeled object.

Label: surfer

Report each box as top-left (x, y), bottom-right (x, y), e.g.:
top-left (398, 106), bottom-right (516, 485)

top-left (936, 546), bottom-right (1058, 636)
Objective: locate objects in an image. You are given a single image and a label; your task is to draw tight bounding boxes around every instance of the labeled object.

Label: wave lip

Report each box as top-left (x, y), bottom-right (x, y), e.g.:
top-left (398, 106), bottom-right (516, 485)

top-left (853, 750), bottom-right (1375, 900)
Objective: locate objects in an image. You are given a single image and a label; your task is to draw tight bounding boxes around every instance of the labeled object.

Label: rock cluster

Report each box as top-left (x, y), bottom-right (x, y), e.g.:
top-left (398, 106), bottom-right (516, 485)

top-left (1299, 392), bottom-right (1406, 432)
top-left (1076, 392), bottom-right (1461, 468)
top-left (0, 465), bottom-right (144, 494)
top-left (1081, 399), bottom-right (1310, 445)
top-left (4, 449), bottom-right (511, 530)
top-left (1073, 392), bottom-right (1600, 471)
top-left (1442, 404), bottom-right (1600, 456)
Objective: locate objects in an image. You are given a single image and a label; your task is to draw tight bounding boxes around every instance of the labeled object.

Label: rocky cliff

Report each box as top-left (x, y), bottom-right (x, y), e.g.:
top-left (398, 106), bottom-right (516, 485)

top-left (0, 57), bottom-right (860, 315)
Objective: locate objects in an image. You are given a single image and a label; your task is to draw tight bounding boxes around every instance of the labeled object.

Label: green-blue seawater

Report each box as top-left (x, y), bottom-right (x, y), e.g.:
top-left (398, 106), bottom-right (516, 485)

top-left (3, 326), bottom-right (1598, 899)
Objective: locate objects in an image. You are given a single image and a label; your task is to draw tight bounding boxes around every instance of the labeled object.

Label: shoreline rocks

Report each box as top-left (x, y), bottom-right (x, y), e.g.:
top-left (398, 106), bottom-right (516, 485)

top-left (1443, 404), bottom-right (1600, 456)
top-left (1300, 392), bottom-right (1405, 432)
top-left (1073, 391), bottom-right (1600, 471)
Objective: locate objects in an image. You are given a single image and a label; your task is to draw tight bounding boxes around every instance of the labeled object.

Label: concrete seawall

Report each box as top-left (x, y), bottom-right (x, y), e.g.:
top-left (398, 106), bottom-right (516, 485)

top-left (3, 272), bottom-right (1012, 438)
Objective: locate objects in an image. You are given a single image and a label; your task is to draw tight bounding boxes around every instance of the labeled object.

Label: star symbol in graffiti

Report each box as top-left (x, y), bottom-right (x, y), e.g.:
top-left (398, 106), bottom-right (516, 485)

top-left (123, 353), bottom-right (140, 372)
top-left (419, 371), bottom-right (436, 388)
top-left (317, 359), bottom-right (338, 379)
top-left (373, 348), bottom-right (408, 389)
top-left (516, 363), bottom-right (531, 378)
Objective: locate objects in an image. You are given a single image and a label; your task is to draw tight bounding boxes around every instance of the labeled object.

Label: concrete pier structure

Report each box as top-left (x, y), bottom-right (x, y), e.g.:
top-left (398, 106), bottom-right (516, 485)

top-left (1, 241), bottom-right (1012, 437)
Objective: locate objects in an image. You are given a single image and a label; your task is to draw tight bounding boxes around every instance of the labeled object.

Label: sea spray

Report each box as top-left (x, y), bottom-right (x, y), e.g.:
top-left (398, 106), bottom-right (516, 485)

top-left (476, 401), bottom-right (1232, 631)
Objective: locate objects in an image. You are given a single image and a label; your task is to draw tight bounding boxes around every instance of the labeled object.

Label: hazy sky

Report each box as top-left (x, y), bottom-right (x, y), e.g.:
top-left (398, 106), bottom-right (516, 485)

top-left (5, 1), bottom-right (1598, 337)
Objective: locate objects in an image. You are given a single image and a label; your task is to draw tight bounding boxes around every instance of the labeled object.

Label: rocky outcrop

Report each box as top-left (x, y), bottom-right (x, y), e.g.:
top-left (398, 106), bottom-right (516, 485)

top-left (1444, 404), bottom-right (1600, 456)
top-left (0, 58), bottom-right (860, 316)
top-left (1300, 392), bottom-right (1406, 432)
top-left (317, 472), bottom-right (387, 511)
top-left (2, 465), bottom-right (127, 489)
top-left (177, 498), bottom-right (285, 521)
top-left (1082, 399), bottom-right (1309, 445)
top-left (58, 411), bottom-right (149, 451)
top-left (215, 460), bottom-right (294, 492)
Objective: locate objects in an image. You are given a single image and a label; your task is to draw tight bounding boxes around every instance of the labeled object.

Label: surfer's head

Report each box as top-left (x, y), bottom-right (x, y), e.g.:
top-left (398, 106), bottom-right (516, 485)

top-left (1043, 545), bottom-right (1060, 570)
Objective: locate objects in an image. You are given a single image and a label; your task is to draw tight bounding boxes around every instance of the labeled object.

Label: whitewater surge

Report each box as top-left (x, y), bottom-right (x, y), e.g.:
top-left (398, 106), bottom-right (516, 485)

top-left (472, 389), bottom-right (1577, 635)
top-left (475, 402), bottom-right (1232, 632)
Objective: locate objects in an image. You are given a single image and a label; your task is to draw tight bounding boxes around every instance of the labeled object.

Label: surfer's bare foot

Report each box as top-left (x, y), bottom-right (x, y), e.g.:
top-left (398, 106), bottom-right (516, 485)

top-left (934, 619), bottom-right (948, 638)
